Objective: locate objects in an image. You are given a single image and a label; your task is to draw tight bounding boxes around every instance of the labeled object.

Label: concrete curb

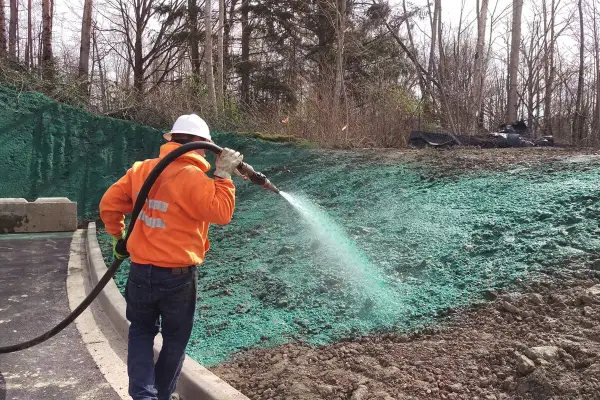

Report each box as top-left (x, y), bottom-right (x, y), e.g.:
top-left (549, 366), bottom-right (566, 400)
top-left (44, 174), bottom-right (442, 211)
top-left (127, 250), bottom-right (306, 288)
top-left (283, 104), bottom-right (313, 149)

top-left (67, 230), bottom-right (129, 399)
top-left (85, 222), bottom-right (249, 400)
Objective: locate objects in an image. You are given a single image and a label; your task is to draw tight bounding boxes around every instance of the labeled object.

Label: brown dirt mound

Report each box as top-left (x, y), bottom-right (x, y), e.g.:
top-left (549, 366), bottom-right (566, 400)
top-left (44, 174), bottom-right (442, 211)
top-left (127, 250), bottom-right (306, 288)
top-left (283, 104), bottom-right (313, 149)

top-left (381, 147), bottom-right (600, 176)
top-left (211, 266), bottom-right (600, 400)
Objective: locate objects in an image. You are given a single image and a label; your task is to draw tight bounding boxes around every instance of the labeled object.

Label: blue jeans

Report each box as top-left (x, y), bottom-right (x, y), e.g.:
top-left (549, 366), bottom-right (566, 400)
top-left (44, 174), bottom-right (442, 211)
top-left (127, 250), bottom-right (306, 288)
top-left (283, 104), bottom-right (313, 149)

top-left (125, 263), bottom-right (197, 400)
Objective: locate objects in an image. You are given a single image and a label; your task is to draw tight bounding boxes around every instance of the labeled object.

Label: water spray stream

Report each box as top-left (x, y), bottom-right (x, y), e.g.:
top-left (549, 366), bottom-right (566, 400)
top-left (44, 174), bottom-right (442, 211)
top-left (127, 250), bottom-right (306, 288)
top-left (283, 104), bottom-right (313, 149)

top-left (279, 191), bottom-right (399, 318)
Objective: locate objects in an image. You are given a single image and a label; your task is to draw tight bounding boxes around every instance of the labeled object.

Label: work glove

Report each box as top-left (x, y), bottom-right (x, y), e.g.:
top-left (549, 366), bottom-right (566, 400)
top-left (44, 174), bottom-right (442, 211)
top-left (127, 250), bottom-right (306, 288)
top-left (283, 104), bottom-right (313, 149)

top-left (112, 231), bottom-right (129, 260)
top-left (214, 148), bottom-right (243, 180)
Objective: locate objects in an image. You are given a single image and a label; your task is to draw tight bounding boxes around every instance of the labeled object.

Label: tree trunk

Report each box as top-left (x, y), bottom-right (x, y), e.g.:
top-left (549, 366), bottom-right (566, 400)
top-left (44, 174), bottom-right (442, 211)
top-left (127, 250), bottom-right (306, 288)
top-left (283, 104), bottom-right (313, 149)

top-left (573, 0), bottom-right (585, 144)
top-left (217, 0), bottom-right (224, 110)
top-left (454, 0), bottom-right (464, 76)
top-left (25, 0), bottom-right (32, 68)
top-left (526, 52), bottom-right (535, 131)
top-left (93, 27), bottom-right (107, 109)
top-left (41, 0), bottom-right (54, 81)
top-left (37, 18), bottom-right (42, 67)
top-left (0, 0), bottom-right (7, 58)
top-left (89, 29), bottom-right (95, 91)
top-left (507, 0), bottom-right (523, 122)
top-left (188, 0), bottom-right (200, 76)
top-left (133, 14), bottom-right (143, 96)
top-left (427, 0), bottom-right (438, 78)
top-left (9, 0), bottom-right (17, 61)
top-left (556, 52), bottom-right (563, 135)
top-left (425, 0), bottom-right (439, 117)
top-left (205, 0), bottom-right (217, 112)
top-left (543, 0), bottom-right (556, 136)
top-left (316, 1), bottom-right (328, 82)
top-left (403, 0), bottom-right (426, 102)
top-left (223, 0), bottom-right (238, 83)
top-left (240, 0), bottom-right (250, 105)
top-left (472, 0), bottom-right (489, 131)
top-left (534, 61), bottom-right (542, 134)
top-left (436, 0), bottom-right (458, 134)
top-left (333, 0), bottom-right (346, 106)
top-left (78, 0), bottom-right (93, 94)
top-left (593, 0), bottom-right (600, 140)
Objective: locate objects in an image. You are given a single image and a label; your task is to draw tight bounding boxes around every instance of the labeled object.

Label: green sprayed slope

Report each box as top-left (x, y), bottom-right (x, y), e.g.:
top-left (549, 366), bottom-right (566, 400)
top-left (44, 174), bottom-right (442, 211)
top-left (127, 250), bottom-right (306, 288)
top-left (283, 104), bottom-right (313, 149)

top-left (0, 86), bottom-right (163, 219)
top-left (95, 144), bottom-right (600, 367)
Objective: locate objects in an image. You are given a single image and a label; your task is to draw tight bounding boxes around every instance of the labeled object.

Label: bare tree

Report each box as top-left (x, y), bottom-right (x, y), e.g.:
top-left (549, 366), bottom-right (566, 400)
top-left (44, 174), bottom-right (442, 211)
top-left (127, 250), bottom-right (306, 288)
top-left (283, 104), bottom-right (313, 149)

top-left (8, 0), bottom-right (17, 60)
top-left (542, 0), bottom-right (557, 135)
top-left (521, 12), bottom-right (543, 132)
top-left (592, 0), bottom-right (600, 137)
top-left (381, 1), bottom-right (459, 139)
top-left (222, 0), bottom-right (237, 78)
top-left (92, 25), bottom-right (108, 108)
top-left (204, 0), bottom-right (216, 112)
top-left (435, 0), bottom-right (458, 133)
top-left (573, 0), bottom-right (585, 143)
top-left (333, 0), bottom-right (346, 106)
top-left (403, 1), bottom-right (423, 90)
top-left (240, 0), bottom-right (250, 104)
top-left (102, 0), bottom-right (186, 96)
top-left (41, 0), bottom-right (53, 80)
top-left (472, 0), bottom-right (489, 130)
top-left (25, 0), bottom-right (32, 68)
top-left (420, 0), bottom-right (439, 119)
top-left (79, 0), bottom-right (93, 93)
top-left (0, 0), bottom-right (7, 58)
top-left (507, 0), bottom-right (523, 122)
top-left (427, 0), bottom-right (439, 79)
top-left (188, 0), bottom-right (200, 76)
top-left (217, 0), bottom-right (224, 110)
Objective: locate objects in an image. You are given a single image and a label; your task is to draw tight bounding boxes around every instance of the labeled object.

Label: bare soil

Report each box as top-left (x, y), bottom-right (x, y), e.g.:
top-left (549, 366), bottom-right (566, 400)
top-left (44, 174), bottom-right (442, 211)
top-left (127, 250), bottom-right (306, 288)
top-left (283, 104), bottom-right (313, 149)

top-left (378, 146), bottom-right (600, 175)
top-left (212, 265), bottom-right (600, 400)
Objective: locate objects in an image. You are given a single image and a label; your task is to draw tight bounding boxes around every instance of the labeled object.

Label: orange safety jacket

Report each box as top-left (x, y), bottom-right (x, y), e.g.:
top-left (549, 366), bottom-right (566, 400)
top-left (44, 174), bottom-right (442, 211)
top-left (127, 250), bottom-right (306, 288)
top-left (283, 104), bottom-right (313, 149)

top-left (99, 141), bottom-right (236, 268)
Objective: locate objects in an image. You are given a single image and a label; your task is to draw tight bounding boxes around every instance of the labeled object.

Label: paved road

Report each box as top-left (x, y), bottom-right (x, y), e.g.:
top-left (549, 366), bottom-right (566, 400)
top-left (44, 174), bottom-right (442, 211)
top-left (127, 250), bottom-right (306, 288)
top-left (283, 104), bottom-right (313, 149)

top-left (0, 232), bottom-right (121, 400)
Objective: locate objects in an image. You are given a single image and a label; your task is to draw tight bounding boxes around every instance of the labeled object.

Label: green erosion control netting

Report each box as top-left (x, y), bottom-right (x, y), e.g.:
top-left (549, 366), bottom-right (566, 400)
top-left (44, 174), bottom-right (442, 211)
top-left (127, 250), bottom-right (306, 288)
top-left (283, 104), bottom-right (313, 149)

top-left (0, 85), bottom-right (163, 219)
top-left (4, 86), bottom-right (600, 367)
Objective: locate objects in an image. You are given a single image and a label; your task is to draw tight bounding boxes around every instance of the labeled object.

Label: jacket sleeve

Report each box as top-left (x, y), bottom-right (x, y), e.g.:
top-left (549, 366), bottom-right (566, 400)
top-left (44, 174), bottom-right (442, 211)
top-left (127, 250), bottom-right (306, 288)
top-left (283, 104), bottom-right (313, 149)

top-left (176, 166), bottom-right (236, 225)
top-left (99, 167), bottom-right (135, 236)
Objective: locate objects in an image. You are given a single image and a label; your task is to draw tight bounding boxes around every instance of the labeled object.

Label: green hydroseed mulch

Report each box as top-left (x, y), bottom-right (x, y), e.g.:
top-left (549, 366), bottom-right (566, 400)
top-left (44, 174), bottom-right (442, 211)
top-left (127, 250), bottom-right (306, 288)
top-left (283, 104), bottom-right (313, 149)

top-left (0, 85), bottom-right (162, 220)
top-left (99, 153), bottom-right (600, 366)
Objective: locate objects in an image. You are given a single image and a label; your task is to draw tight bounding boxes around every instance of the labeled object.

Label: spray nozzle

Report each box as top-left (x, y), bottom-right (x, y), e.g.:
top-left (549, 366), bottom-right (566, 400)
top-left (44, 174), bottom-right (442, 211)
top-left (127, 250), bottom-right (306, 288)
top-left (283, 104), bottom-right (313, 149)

top-left (237, 162), bottom-right (280, 194)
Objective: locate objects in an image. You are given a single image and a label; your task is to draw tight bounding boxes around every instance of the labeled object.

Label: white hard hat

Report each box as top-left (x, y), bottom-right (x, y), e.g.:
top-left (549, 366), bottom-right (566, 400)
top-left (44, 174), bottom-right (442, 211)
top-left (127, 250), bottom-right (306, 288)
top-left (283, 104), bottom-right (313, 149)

top-left (163, 114), bottom-right (211, 141)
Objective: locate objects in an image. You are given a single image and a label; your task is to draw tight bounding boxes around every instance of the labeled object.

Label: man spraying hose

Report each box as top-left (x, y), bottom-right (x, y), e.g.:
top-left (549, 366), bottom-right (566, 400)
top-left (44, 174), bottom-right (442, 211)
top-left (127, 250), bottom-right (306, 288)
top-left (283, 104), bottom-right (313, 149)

top-left (99, 114), bottom-right (243, 400)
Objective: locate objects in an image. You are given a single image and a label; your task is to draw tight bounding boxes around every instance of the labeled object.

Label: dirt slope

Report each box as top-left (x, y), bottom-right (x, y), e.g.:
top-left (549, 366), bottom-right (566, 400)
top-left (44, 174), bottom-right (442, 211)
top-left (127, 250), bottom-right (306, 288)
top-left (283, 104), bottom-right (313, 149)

top-left (212, 262), bottom-right (600, 399)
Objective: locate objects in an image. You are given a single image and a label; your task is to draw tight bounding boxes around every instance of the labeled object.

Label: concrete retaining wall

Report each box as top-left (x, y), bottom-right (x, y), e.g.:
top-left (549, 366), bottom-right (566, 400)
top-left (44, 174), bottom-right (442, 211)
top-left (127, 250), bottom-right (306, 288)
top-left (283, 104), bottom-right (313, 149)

top-left (85, 222), bottom-right (249, 400)
top-left (0, 198), bottom-right (77, 233)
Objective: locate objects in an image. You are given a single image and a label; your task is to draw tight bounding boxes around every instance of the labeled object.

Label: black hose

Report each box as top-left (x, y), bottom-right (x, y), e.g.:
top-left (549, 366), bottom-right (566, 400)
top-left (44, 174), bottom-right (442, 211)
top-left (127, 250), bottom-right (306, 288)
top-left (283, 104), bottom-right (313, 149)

top-left (0, 142), bottom-right (227, 354)
top-left (0, 258), bottom-right (126, 354)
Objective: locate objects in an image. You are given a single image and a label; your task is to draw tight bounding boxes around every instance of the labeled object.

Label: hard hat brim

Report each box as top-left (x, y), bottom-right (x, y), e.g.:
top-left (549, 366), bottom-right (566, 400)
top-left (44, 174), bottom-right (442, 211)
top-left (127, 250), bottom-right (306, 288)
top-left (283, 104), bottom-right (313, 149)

top-left (163, 130), bottom-right (211, 142)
